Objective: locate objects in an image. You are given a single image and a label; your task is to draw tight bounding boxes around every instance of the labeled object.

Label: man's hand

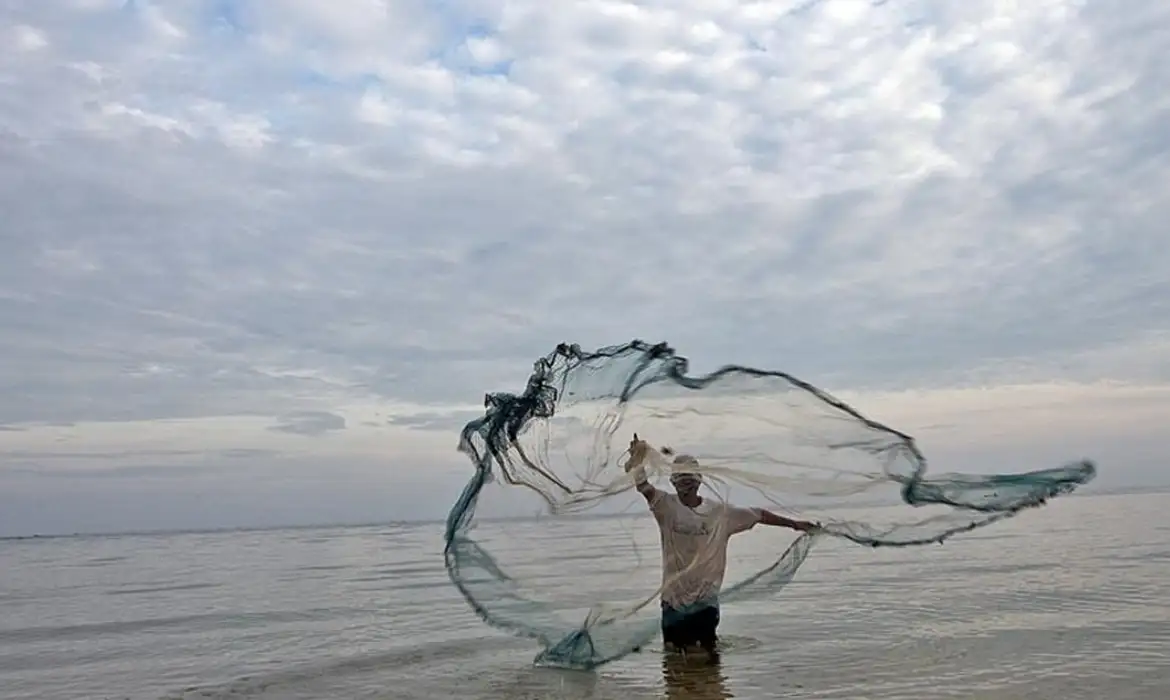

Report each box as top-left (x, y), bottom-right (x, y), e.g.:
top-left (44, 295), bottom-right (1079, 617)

top-left (625, 434), bottom-right (649, 472)
top-left (626, 434), bottom-right (658, 501)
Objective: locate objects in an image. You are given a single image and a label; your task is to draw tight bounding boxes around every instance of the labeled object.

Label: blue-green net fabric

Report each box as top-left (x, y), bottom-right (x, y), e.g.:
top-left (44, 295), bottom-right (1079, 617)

top-left (443, 341), bottom-right (1096, 670)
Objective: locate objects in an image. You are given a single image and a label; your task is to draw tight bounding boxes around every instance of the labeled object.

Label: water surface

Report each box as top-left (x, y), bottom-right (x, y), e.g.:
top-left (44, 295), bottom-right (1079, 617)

top-left (2, 492), bottom-right (1168, 699)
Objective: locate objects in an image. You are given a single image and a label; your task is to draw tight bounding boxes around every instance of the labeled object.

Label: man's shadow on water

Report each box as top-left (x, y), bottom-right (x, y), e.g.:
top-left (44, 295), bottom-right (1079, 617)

top-left (661, 648), bottom-right (733, 700)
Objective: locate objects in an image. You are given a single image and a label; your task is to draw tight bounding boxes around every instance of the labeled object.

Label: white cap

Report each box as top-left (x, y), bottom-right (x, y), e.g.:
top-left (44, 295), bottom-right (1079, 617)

top-left (670, 454), bottom-right (701, 482)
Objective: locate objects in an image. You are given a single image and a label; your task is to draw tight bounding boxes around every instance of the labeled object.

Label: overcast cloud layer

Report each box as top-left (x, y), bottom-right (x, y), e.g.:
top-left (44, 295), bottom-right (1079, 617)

top-left (1, 0), bottom-right (1168, 536)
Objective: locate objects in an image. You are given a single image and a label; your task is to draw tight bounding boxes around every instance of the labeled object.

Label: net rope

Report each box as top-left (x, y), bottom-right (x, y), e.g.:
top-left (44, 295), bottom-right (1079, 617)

top-left (443, 341), bottom-right (1096, 669)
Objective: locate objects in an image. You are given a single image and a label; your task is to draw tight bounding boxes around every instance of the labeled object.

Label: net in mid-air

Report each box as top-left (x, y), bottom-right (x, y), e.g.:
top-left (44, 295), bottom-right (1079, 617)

top-left (443, 341), bottom-right (1096, 669)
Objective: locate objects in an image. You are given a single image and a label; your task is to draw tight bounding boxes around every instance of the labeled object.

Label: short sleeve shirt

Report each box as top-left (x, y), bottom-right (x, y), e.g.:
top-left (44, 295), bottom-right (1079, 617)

top-left (649, 491), bottom-right (762, 607)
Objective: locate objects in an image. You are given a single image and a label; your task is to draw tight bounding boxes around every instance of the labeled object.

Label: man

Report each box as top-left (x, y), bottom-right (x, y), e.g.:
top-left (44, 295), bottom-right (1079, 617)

top-left (624, 434), bottom-right (817, 656)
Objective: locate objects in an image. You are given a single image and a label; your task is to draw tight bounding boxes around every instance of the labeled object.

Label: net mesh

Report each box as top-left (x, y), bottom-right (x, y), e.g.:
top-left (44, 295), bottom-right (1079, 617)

top-left (443, 341), bottom-right (1096, 669)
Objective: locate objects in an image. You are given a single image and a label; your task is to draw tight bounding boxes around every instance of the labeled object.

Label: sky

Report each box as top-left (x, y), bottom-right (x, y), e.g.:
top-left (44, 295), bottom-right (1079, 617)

top-left (0, 0), bottom-right (1168, 537)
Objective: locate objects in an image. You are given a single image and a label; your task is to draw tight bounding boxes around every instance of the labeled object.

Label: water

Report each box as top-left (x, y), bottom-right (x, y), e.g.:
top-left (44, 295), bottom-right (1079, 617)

top-left (2, 492), bottom-right (1168, 700)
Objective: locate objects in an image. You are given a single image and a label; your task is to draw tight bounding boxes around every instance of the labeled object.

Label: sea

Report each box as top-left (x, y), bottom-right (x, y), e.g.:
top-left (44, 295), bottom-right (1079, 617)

top-left (2, 491), bottom-right (1168, 700)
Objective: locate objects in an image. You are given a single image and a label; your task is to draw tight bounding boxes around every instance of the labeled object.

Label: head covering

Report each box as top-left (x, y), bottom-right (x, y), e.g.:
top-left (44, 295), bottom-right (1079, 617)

top-left (669, 454), bottom-right (702, 486)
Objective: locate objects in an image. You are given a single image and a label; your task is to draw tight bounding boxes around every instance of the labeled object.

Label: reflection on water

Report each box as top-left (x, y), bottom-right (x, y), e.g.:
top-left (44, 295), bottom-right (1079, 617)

top-left (662, 650), bottom-right (733, 700)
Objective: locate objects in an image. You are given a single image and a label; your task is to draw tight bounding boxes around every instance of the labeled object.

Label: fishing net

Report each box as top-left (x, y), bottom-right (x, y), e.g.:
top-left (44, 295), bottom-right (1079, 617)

top-left (443, 341), bottom-right (1096, 669)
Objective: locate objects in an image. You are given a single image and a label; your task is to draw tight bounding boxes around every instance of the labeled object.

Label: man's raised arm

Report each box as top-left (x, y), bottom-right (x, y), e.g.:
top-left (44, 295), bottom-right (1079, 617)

top-left (625, 435), bottom-right (659, 504)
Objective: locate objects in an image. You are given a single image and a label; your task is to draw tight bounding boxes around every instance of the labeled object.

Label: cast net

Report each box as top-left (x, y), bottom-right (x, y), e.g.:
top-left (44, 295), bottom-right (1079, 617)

top-left (443, 341), bottom-right (1096, 669)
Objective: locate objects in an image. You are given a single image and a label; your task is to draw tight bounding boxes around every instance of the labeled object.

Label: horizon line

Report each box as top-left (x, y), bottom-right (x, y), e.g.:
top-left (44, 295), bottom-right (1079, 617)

top-left (1, 481), bottom-right (1163, 542)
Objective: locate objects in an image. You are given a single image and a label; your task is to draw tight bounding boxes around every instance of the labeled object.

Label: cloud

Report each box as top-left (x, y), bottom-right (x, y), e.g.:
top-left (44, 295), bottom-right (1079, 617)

top-left (0, 0), bottom-right (1167, 534)
top-left (269, 410), bottom-right (346, 436)
top-left (387, 410), bottom-right (487, 432)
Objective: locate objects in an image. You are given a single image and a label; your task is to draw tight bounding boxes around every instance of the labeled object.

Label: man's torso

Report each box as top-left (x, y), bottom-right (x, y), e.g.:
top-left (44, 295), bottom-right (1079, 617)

top-left (652, 494), bottom-right (736, 607)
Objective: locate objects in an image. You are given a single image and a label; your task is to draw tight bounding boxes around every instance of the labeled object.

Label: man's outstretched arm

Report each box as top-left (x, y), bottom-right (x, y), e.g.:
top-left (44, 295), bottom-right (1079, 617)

top-left (758, 509), bottom-right (819, 532)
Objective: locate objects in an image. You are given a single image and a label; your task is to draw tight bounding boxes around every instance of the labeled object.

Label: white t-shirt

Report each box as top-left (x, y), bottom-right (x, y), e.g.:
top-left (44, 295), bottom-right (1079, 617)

top-left (648, 491), bottom-right (763, 607)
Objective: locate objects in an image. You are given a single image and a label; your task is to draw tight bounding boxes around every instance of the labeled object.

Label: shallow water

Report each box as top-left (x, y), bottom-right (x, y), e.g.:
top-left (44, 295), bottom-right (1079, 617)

top-left (1, 492), bottom-right (1168, 700)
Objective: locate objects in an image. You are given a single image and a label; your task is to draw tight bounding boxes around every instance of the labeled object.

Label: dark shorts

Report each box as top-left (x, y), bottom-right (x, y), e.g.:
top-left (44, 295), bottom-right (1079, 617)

top-left (661, 600), bottom-right (720, 650)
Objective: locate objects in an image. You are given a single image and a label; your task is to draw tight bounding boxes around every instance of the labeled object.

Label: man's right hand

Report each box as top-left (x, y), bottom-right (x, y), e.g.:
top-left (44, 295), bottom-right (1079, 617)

top-left (626, 434), bottom-right (657, 499)
top-left (626, 434), bottom-right (649, 472)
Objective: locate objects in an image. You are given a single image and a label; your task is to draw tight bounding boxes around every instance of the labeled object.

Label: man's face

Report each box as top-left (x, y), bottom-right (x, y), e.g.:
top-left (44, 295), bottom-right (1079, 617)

top-left (671, 474), bottom-right (701, 498)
